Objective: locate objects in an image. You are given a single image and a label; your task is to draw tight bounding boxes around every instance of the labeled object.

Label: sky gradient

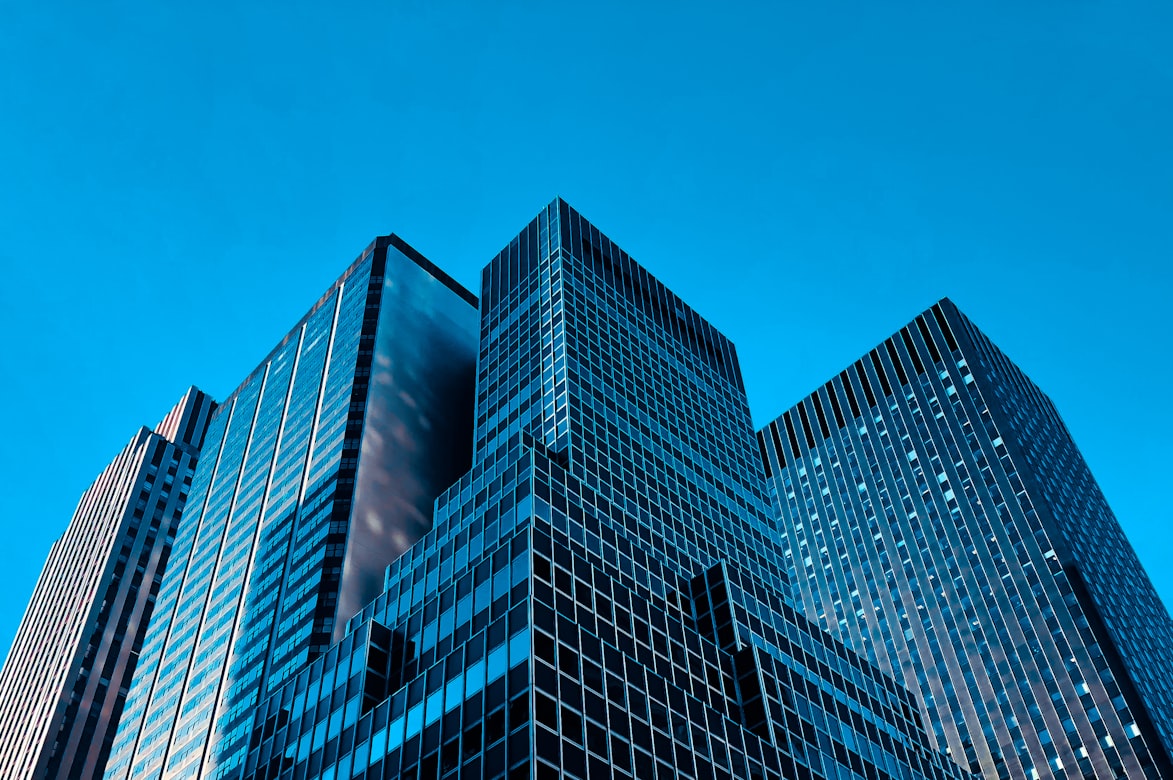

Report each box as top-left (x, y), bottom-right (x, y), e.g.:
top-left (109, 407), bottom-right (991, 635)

top-left (1, 1), bottom-right (1171, 663)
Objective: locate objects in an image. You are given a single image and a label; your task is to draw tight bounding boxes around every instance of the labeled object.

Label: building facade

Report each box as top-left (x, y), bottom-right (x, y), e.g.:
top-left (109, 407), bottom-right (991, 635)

top-left (103, 236), bottom-right (480, 780)
top-left (758, 299), bottom-right (1173, 779)
top-left (0, 387), bottom-right (215, 780)
top-left (237, 200), bottom-right (967, 780)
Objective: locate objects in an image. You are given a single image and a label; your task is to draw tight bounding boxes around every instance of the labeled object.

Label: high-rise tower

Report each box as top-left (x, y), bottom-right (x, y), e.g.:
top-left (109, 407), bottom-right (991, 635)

top-left (758, 299), bottom-right (1173, 779)
top-left (0, 387), bottom-right (214, 780)
top-left (238, 200), bottom-right (967, 780)
top-left (103, 236), bottom-right (480, 780)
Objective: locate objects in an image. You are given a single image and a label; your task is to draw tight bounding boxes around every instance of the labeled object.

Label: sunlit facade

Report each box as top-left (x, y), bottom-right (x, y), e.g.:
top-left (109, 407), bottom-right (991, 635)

top-left (0, 388), bottom-right (214, 780)
top-left (759, 299), bottom-right (1173, 779)
top-left (103, 236), bottom-right (480, 780)
top-left (236, 200), bottom-right (967, 780)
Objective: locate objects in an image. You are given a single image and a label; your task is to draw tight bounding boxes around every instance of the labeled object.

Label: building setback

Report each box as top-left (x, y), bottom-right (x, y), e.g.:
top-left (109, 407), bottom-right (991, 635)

top-left (103, 236), bottom-right (480, 780)
top-left (237, 200), bottom-right (968, 780)
top-left (758, 299), bottom-right (1173, 779)
top-left (0, 387), bottom-right (214, 780)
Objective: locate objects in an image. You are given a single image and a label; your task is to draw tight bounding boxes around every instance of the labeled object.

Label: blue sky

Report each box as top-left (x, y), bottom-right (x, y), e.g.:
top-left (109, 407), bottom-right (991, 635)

top-left (1, 1), bottom-right (1171, 661)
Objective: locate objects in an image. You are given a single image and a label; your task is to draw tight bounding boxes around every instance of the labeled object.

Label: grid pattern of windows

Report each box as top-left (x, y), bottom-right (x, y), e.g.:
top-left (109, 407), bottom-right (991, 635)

top-left (239, 199), bottom-right (966, 780)
top-left (759, 299), bottom-right (1173, 779)
top-left (0, 388), bottom-right (214, 780)
top-left (954, 310), bottom-right (1173, 761)
top-left (103, 237), bottom-right (478, 780)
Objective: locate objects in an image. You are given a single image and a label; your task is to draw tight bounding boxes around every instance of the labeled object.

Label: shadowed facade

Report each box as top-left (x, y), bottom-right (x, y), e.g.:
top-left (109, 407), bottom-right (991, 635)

top-left (0, 388), bottom-right (214, 780)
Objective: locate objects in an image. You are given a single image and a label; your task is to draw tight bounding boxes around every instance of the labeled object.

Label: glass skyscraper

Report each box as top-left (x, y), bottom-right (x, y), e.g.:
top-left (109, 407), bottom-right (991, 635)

top-left (234, 200), bottom-right (966, 780)
top-left (103, 236), bottom-right (480, 780)
top-left (758, 299), bottom-right (1173, 779)
top-left (0, 387), bottom-right (214, 780)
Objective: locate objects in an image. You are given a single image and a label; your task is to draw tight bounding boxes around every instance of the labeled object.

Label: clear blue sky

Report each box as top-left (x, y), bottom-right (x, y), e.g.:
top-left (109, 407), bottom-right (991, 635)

top-left (2, 1), bottom-right (1171, 662)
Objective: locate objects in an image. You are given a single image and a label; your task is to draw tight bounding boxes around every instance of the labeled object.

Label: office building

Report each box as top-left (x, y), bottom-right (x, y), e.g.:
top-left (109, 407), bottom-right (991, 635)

top-left (103, 236), bottom-right (480, 780)
top-left (238, 200), bottom-right (967, 780)
top-left (0, 387), bottom-right (214, 780)
top-left (758, 299), bottom-right (1173, 778)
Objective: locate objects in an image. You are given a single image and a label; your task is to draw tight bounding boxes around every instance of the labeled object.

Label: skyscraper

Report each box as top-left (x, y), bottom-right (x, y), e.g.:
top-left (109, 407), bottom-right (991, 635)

top-left (236, 200), bottom-right (967, 780)
top-left (103, 236), bottom-right (480, 780)
top-left (0, 387), bottom-right (215, 780)
top-left (758, 299), bottom-right (1173, 779)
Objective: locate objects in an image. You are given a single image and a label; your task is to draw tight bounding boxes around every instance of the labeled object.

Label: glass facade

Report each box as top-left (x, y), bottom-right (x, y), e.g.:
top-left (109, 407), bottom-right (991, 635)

top-left (759, 299), bottom-right (1173, 779)
top-left (0, 387), bottom-right (214, 780)
top-left (103, 237), bottom-right (479, 780)
top-left (237, 200), bottom-right (966, 780)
